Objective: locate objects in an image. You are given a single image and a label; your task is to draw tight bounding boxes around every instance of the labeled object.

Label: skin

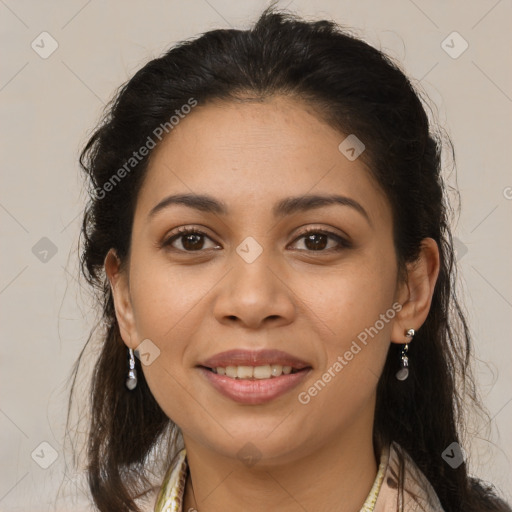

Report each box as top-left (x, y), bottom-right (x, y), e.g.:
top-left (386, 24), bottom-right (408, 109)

top-left (105, 95), bottom-right (440, 512)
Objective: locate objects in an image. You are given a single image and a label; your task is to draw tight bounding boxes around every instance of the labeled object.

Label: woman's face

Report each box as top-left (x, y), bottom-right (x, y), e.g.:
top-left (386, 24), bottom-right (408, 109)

top-left (108, 95), bottom-right (415, 464)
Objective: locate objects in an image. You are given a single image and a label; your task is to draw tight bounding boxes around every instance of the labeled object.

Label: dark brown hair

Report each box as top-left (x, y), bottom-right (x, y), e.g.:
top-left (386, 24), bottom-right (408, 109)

top-left (70, 7), bottom-right (511, 511)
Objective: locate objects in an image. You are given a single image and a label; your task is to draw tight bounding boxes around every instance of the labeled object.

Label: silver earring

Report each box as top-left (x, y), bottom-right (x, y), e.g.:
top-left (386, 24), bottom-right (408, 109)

top-left (125, 348), bottom-right (138, 390)
top-left (395, 328), bottom-right (415, 381)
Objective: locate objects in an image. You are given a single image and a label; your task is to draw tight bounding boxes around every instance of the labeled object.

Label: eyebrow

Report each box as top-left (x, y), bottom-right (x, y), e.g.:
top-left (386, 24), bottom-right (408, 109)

top-left (148, 193), bottom-right (372, 227)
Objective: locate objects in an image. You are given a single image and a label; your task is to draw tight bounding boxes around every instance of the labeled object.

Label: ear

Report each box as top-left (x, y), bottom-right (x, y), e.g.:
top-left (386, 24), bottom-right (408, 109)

top-left (104, 248), bottom-right (138, 350)
top-left (390, 237), bottom-right (440, 344)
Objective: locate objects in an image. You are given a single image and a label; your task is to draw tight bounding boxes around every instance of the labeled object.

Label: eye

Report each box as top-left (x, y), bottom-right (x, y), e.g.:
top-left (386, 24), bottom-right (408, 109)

top-left (161, 227), bottom-right (220, 252)
top-left (160, 226), bottom-right (351, 253)
top-left (290, 228), bottom-right (351, 252)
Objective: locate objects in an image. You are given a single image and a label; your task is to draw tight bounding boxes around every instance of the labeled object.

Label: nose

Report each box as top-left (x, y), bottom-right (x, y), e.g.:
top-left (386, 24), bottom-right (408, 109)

top-left (213, 246), bottom-right (296, 330)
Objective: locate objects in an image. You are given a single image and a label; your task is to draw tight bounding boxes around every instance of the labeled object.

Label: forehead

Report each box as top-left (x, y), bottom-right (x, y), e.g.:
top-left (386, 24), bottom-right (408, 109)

top-left (135, 96), bottom-right (391, 227)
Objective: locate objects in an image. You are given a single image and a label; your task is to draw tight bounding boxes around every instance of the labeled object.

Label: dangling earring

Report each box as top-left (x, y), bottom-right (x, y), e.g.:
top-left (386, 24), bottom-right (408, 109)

top-left (125, 348), bottom-right (138, 390)
top-left (395, 328), bottom-right (415, 381)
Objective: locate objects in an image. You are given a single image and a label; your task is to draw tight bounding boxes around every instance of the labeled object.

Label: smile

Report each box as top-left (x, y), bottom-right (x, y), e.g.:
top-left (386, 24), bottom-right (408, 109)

top-left (208, 364), bottom-right (300, 379)
top-left (197, 349), bottom-right (312, 404)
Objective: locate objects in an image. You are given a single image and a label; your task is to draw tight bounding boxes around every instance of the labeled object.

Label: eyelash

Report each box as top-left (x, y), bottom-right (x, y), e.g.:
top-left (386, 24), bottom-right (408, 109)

top-left (160, 226), bottom-right (351, 253)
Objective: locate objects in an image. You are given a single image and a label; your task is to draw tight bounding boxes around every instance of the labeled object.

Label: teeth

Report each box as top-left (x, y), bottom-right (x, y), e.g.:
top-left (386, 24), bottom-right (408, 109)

top-left (271, 364), bottom-right (282, 376)
top-left (253, 365), bottom-right (272, 379)
top-left (225, 366), bottom-right (238, 378)
top-left (214, 364), bottom-right (300, 379)
top-left (237, 366), bottom-right (253, 379)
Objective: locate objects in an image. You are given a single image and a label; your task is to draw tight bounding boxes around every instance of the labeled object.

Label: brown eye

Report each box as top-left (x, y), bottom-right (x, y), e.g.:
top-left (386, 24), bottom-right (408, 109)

top-left (303, 232), bottom-right (329, 250)
top-left (162, 228), bottom-right (219, 252)
top-left (180, 232), bottom-right (205, 250)
top-left (291, 229), bottom-right (351, 252)
top-left (160, 227), bottom-right (350, 254)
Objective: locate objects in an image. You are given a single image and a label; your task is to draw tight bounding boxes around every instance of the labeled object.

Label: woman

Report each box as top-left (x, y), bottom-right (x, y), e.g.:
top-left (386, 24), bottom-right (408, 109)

top-left (72, 7), bottom-right (511, 512)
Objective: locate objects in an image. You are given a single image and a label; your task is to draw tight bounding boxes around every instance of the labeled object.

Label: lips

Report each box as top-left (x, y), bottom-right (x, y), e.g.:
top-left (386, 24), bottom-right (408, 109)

top-left (197, 349), bottom-right (312, 404)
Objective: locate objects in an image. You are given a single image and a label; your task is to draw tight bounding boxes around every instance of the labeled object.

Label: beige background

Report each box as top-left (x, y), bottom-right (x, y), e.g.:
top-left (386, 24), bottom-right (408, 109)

top-left (1, 0), bottom-right (511, 510)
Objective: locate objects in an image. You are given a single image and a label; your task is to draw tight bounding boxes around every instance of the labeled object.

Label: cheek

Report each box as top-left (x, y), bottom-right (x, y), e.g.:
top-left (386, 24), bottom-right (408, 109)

top-left (294, 248), bottom-right (398, 344)
top-left (128, 256), bottom-right (216, 343)
top-left (130, 273), bottom-right (205, 426)
top-left (126, 260), bottom-right (213, 420)
top-left (296, 268), bottom-right (396, 433)
top-left (297, 250), bottom-right (398, 407)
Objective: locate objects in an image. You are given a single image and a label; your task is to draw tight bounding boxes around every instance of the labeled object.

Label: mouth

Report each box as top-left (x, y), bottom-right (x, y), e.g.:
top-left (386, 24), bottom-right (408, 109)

top-left (198, 348), bottom-right (311, 378)
top-left (201, 364), bottom-right (304, 379)
top-left (197, 349), bottom-right (312, 404)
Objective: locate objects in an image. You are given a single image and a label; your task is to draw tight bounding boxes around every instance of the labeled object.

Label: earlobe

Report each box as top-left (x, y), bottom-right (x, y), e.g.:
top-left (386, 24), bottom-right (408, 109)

top-left (390, 237), bottom-right (440, 343)
top-left (104, 248), bottom-right (137, 349)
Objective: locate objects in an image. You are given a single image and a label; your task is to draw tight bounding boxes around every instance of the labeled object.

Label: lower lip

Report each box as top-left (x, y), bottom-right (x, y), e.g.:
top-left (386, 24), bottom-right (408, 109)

top-left (198, 367), bottom-right (311, 405)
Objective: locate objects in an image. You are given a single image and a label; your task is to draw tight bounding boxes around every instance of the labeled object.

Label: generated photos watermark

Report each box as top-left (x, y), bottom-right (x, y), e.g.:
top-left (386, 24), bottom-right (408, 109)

top-left (298, 302), bottom-right (402, 404)
top-left (94, 97), bottom-right (198, 200)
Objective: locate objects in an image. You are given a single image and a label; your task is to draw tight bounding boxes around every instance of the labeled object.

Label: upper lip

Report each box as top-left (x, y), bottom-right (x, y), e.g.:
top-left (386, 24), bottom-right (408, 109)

top-left (199, 349), bottom-right (311, 370)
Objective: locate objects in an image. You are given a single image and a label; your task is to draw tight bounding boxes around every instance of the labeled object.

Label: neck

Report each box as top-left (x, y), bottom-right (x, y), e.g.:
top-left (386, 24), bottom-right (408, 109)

top-left (182, 409), bottom-right (379, 512)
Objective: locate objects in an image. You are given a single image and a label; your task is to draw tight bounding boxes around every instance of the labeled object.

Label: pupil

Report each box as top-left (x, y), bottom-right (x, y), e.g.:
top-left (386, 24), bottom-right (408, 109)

top-left (183, 233), bottom-right (203, 250)
top-left (305, 233), bottom-right (327, 250)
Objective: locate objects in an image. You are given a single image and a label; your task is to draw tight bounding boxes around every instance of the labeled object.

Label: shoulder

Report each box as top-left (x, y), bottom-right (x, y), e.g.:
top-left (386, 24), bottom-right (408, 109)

top-left (374, 441), bottom-right (445, 512)
top-left (132, 449), bottom-right (188, 512)
top-left (466, 478), bottom-right (512, 512)
top-left (134, 486), bottom-right (161, 512)
top-left (383, 443), bottom-right (512, 512)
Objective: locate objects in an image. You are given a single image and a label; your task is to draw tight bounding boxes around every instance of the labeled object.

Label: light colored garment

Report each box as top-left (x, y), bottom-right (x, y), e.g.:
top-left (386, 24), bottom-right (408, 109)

top-left (153, 441), bottom-right (445, 512)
